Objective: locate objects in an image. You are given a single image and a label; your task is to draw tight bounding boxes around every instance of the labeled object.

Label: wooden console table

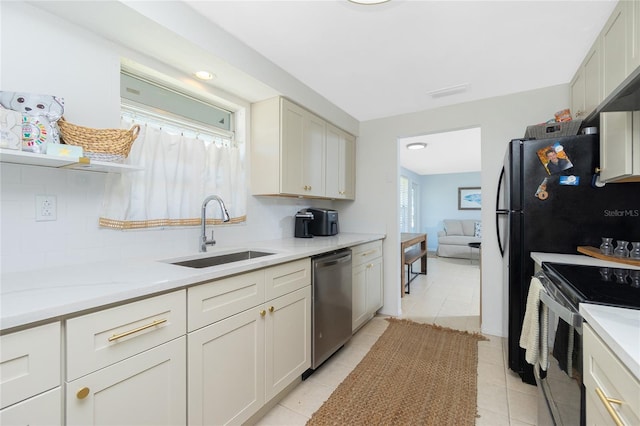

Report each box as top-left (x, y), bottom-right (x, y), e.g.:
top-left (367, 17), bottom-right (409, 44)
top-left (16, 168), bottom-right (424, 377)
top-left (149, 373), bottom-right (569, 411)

top-left (400, 233), bottom-right (427, 297)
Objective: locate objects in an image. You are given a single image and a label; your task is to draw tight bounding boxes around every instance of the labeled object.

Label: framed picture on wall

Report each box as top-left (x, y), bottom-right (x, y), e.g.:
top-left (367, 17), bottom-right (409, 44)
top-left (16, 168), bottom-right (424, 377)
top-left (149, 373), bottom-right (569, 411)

top-left (458, 187), bottom-right (481, 210)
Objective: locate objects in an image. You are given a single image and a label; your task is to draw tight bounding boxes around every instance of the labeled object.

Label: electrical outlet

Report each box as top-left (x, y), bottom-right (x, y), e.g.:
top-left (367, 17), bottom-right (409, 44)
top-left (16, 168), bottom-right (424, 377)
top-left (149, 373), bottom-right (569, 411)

top-left (36, 195), bottom-right (57, 221)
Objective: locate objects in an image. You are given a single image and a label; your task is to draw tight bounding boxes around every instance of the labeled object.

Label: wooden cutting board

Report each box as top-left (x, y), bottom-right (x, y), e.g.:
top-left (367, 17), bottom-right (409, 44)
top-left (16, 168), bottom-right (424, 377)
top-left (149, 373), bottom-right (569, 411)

top-left (577, 246), bottom-right (640, 267)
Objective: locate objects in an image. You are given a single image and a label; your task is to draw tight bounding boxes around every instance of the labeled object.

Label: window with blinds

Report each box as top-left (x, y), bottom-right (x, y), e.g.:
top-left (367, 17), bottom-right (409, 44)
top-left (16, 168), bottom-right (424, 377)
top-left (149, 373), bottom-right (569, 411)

top-left (400, 176), bottom-right (409, 232)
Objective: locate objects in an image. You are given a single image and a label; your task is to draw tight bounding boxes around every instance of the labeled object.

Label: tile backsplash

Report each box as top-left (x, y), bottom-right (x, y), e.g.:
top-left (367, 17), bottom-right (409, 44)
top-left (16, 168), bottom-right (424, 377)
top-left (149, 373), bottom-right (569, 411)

top-left (0, 163), bottom-right (331, 274)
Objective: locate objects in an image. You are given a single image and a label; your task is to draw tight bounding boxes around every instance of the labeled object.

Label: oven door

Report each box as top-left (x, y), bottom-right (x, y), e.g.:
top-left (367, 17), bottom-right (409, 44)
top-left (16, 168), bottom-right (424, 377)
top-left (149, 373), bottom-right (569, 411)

top-left (536, 280), bottom-right (585, 426)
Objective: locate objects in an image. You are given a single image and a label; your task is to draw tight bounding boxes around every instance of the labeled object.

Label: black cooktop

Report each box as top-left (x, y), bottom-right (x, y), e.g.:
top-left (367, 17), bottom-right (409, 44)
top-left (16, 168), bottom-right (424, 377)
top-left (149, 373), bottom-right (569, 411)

top-left (542, 262), bottom-right (640, 310)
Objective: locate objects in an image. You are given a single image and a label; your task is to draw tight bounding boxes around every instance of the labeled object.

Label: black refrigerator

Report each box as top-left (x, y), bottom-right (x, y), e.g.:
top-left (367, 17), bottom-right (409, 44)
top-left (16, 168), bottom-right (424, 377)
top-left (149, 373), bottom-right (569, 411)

top-left (495, 134), bottom-right (640, 384)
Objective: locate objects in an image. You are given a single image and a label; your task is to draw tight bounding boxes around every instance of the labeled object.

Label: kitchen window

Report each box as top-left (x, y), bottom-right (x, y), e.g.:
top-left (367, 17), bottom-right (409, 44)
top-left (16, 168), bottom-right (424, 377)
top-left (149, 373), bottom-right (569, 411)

top-left (99, 67), bottom-right (246, 230)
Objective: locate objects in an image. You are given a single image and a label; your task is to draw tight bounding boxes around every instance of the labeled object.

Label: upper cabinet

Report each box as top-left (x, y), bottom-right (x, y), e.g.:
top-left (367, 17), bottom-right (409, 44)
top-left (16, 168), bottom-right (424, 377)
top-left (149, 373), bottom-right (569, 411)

top-left (570, 0), bottom-right (640, 122)
top-left (325, 123), bottom-right (356, 200)
top-left (570, 45), bottom-right (601, 120)
top-left (600, 111), bottom-right (640, 182)
top-left (251, 97), bottom-right (356, 200)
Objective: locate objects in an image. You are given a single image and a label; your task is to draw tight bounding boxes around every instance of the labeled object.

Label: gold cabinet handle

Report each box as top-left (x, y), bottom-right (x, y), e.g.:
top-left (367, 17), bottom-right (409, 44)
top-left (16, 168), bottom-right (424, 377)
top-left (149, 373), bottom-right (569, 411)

top-left (269, 306), bottom-right (275, 313)
top-left (108, 319), bottom-right (167, 342)
top-left (260, 310), bottom-right (266, 317)
top-left (595, 387), bottom-right (624, 426)
top-left (77, 387), bottom-right (90, 400)
top-left (366, 263), bottom-right (373, 268)
top-left (361, 249), bottom-right (376, 257)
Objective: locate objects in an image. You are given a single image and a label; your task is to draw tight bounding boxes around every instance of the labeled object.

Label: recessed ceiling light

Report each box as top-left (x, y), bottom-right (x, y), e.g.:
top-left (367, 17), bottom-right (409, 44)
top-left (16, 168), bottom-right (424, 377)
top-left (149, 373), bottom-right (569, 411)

top-left (194, 71), bottom-right (215, 80)
top-left (348, 0), bottom-right (390, 4)
top-left (406, 143), bottom-right (427, 150)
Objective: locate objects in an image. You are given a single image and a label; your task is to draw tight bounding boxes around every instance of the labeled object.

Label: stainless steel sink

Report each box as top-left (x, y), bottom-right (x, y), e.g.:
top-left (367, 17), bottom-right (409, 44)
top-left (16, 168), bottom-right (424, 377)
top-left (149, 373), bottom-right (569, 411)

top-left (170, 250), bottom-right (275, 268)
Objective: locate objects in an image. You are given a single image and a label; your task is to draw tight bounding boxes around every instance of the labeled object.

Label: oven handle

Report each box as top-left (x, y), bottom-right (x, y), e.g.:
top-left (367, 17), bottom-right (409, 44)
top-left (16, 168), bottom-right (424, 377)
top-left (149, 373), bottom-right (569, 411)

top-left (539, 290), bottom-right (583, 331)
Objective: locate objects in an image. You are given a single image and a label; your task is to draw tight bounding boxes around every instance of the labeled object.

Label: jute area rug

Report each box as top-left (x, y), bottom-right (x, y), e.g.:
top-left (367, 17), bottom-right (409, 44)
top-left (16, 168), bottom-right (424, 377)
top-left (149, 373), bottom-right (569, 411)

top-left (307, 318), bottom-right (487, 426)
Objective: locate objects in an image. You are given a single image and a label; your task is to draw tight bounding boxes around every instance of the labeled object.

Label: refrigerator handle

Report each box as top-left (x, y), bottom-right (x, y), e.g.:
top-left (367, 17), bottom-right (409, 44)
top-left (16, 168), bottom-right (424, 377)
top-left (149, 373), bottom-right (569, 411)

top-left (495, 167), bottom-right (507, 257)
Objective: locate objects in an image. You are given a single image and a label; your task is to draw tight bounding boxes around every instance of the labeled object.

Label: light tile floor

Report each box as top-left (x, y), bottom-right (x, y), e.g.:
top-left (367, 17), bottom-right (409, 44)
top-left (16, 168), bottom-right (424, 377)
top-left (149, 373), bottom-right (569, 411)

top-left (255, 256), bottom-right (538, 425)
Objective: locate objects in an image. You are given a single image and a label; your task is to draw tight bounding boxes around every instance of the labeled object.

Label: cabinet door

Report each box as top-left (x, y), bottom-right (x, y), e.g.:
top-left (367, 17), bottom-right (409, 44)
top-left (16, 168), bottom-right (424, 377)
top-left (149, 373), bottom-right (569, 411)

top-left (365, 256), bottom-right (384, 314)
top-left (601, 1), bottom-right (631, 98)
top-left (583, 45), bottom-right (602, 117)
top-left (570, 68), bottom-right (585, 119)
top-left (600, 111), bottom-right (639, 182)
top-left (265, 286), bottom-right (311, 401)
top-left (304, 112), bottom-right (326, 197)
top-left (0, 388), bottom-right (61, 426)
top-left (632, 0), bottom-right (640, 71)
top-left (66, 337), bottom-right (186, 426)
top-left (188, 309), bottom-right (265, 426)
top-left (280, 99), bottom-right (306, 195)
top-left (326, 124), bottom-right (356, 200)
top-left (352, 264), bottom-right (368, 332)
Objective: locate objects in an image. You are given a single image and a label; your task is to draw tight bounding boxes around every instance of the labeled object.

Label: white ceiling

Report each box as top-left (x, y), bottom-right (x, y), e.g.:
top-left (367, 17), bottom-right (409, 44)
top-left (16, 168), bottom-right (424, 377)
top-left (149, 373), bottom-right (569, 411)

top-left (183, 0), bottom-right (617, 175)
top-left (399, 127), bottom-right (482, 175)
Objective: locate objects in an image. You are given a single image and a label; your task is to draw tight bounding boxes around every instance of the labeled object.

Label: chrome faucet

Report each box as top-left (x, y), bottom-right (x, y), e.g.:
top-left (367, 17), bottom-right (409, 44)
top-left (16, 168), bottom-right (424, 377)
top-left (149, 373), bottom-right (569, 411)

top-left (200, 195), bottom-right (231, 252)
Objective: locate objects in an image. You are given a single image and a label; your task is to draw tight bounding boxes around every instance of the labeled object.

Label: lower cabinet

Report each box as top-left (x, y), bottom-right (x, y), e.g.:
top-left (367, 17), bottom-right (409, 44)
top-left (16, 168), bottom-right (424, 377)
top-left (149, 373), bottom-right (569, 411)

top-left (583, 323), bottom-right (640, 426)
top-left (187, 259), bottom-right (311, 426)
top-left (351, 240), bottom-right (384, 332)
top-left (66, 337), bottom-right (186, 426)
top-left (0, 388), bottom-right (61, 426)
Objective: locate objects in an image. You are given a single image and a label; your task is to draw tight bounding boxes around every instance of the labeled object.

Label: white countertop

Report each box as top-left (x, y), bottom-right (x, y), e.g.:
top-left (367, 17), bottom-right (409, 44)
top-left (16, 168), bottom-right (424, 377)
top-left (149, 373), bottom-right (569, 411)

top-left (580, 303), bottom-right (640, 379)
top-left (532, 252), bottom-right (640, 380)
top-left (0, 233), bottom-right (384, 332)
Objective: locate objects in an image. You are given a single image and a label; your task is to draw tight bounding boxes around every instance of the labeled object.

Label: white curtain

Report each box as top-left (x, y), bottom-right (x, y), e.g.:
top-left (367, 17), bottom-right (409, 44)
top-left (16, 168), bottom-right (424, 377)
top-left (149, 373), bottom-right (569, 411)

top-left (99, 120), bottom-right (246, 229)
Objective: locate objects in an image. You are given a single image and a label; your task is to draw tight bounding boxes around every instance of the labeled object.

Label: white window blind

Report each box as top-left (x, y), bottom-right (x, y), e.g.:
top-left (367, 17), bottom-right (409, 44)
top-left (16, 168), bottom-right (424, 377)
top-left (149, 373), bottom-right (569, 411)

top-left (400, 176), bottom-right (409, 232)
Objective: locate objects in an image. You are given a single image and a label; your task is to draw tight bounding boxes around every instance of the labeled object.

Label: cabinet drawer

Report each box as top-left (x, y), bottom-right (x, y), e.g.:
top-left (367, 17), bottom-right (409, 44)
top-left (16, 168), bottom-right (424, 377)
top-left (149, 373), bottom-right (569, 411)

top-left (0, 322), bottom-right (61, 409)
top-left (351, 240), bottom-right (382, 267)
top-left (265, 258), bottom-right (311, 301)
top-left (66, 290), bottom-right (186, 381)
top-left (188, 270), bottom-right (265, 332)
top-left (584, 324), bottom-right (640, 425)
top-left (0, 387), bottom-right (61, 425)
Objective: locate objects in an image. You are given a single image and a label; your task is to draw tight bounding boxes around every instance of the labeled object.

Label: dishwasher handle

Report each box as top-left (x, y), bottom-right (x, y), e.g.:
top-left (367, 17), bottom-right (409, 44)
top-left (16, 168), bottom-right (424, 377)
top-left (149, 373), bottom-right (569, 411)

top-left (314, 253), bottom-right (352, 269)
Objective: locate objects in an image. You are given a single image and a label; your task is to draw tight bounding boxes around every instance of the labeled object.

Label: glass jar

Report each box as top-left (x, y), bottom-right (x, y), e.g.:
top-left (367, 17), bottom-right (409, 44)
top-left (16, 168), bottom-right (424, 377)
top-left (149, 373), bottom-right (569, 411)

top-left (613, 240), bottom-right (629, 258)
top-left (630, 242), bottom-right (640, 259)
top-left (600, 237), bottom-right (614, 256)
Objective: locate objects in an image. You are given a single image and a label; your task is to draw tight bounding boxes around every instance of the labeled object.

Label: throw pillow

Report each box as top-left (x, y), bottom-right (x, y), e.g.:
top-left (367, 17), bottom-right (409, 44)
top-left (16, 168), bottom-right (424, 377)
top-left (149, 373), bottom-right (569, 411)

top-left (474, 221), bottom-right (482, 238)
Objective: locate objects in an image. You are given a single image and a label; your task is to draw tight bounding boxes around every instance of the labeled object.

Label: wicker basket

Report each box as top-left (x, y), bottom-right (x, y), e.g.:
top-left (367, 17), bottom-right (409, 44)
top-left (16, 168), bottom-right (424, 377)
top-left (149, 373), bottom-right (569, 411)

top-left (58, 117), bottom-right (141, 162)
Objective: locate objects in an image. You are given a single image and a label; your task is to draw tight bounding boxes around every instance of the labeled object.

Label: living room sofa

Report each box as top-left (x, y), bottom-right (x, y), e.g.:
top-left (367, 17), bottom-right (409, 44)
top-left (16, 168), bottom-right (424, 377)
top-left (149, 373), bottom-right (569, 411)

top-left (436, 219), bottom-right (482, 259)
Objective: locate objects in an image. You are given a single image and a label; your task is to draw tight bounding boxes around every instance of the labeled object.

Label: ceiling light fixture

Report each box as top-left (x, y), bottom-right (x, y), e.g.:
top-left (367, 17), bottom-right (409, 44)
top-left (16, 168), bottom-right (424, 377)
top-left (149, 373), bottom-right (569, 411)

top-left (348, 0), bottom-right (390, 4)
top-left (194, 71), bottom-right (215, 80)
top-left (406, 143), bottom-right (427, 150)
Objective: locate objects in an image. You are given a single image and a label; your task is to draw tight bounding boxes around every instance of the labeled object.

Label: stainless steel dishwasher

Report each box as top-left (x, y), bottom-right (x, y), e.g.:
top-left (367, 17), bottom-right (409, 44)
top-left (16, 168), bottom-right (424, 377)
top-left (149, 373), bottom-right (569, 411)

top-left (305, 249), bottom-right (352, 377)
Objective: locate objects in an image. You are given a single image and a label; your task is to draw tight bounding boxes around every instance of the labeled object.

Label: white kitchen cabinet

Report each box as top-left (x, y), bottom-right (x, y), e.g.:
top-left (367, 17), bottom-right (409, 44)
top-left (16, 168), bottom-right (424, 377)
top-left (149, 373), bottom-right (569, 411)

top-left (583, 323), bottom-right (640, 426)
top-left (351, 240), bottom-right (384, 332)
top-left (0, 322), bottom-right (61, 425)
top-left (0, 388), bottom-right (61, 426)
top-left (252, 97), bottom-right (324, 197)
top-left (66, 337), bottom-right (186, 426)
top-left (326, 123), bottom-right (356, 200)
top-left (251, 96), bottom-right (355, 200)
top-left (187, 259), bottom-right (311, 426)
top-left (601, 0), bottom-right (637, 100)
top-left (600, 111), bottom-right (640, 182)
top-left (265, 286), bottom-right (311, 401)
top-left (570, 44), bottom-right (601, 119)
top-left (65, 290), bottom-right (187, 426)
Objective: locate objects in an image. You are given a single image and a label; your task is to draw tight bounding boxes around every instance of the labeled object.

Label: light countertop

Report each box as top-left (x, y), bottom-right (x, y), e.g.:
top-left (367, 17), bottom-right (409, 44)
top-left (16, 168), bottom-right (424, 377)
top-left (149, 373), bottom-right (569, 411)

top-left (532, 252), bottom-right (640, 380)
top-left (0, 233), bottom-right (384, 332)
top-left (580, 303), bottom-right (640, 379)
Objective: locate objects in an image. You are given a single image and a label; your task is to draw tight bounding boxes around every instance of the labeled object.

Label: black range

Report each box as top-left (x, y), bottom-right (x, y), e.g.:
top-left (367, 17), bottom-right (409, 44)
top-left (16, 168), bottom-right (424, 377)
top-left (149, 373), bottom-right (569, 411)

top-left (542, 262), bottom-right (640, 310)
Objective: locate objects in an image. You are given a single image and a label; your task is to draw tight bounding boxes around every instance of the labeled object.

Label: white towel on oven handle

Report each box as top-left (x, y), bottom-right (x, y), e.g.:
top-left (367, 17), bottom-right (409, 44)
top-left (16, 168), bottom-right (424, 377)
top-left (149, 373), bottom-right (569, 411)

top-left (519, 276), bottom-right (549, 371)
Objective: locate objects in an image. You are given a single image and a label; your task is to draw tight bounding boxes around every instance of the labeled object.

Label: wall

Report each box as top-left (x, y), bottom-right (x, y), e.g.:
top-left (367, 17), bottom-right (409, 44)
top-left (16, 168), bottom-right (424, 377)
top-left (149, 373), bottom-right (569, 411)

top-left (0, 2), bottom-right (338, 273)
top-left (420, 172), bottom-right (481, 251)
top-left (340, 85), bottom-right (569, 337)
